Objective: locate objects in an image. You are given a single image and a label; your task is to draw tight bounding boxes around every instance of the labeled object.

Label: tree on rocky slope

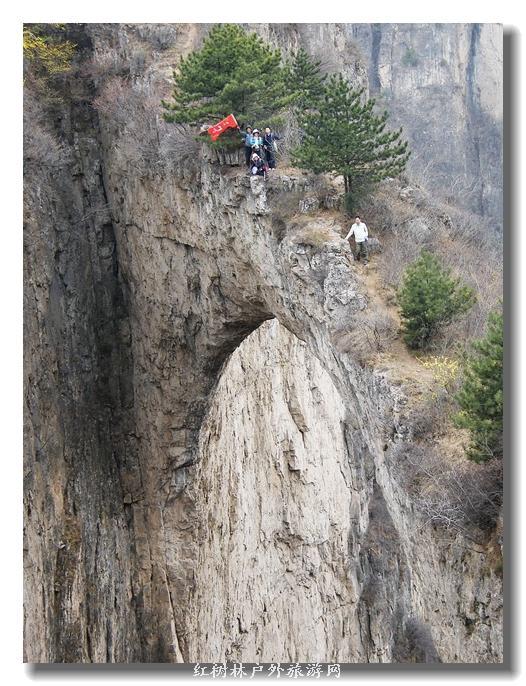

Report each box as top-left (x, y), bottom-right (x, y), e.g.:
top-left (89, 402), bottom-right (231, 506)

top-left (162, 23), bottom-right (289, 127)
top-left (284, 47), bottom-right (326, 113)
top-left (292, 74), bottom-right (410, 211)
top-left (398, 250), bottom-right (476, 350)
top-left (455, 310), bottom-right (503, 463)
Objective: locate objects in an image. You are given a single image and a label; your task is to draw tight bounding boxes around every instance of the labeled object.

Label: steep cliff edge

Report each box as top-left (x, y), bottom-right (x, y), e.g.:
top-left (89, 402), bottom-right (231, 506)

top-left (23, 23), bottom-right (502, 663)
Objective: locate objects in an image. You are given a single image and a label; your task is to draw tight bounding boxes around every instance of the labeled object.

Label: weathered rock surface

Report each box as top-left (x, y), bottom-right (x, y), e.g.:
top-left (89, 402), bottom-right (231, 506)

top-left (188, 321), bottom-right (502, 663)
top-left (23, 23), bottom-right (503, 663)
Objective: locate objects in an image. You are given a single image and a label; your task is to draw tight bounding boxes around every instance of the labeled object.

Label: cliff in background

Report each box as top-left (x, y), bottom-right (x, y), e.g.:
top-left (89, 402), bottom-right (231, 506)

top-left (23, 23), bottom-right (503, 663)
top-left (349, 23), bottom-right (502, 226)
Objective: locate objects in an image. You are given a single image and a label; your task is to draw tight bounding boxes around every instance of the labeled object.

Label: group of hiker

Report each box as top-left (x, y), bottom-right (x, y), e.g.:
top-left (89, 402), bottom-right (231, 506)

top-left (241, 126), bottom-right (280, 178)
top-left (207, 119), bottom-right (370, 263)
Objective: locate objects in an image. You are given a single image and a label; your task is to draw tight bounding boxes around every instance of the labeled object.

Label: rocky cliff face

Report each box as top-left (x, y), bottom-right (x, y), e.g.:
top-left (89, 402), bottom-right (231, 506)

top-left (188, 321), bottom-right (502, 663)
top-left (23, 23), bottom-right (502, 663)
top-left (348, 23), bottom-right (503, 227)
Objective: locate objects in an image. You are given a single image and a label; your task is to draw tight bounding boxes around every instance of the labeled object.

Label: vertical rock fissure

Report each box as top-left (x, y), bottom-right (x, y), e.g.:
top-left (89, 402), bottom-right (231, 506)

top-left (466, 23), bottom-right (484, 216)
top-left (370, 24), bottom-right (383, 93)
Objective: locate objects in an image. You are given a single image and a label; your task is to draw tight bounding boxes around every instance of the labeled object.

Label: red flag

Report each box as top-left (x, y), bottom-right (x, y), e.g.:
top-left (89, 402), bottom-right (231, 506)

top-left (207, 114), bottom-right (239, 141)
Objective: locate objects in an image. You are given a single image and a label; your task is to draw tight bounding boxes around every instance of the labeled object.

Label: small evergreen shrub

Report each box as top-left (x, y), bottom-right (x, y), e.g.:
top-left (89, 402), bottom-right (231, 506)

top-left (162, 24), bottom-right (289, 126)
top-left (292, 74), bottom-right (409, 213)
top-left (455, 310), bottom-right (503, 462)
top-left (398, 250), bottom-right (476, 349)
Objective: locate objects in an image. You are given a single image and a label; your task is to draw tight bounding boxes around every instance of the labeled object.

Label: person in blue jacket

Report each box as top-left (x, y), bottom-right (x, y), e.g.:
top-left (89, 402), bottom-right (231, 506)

top-left (241, 126), bottom-right (255, 167)
top-left (251, 129), bottom-right (265, 156)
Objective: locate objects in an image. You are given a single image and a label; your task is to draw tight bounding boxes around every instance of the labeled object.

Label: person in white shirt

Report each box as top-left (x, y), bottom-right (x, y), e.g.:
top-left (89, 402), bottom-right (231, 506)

top-left (345, 216), bottom-right (369, 263)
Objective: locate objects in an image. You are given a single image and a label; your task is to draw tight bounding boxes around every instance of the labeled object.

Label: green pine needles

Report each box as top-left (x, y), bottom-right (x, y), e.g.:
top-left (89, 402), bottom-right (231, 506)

top-left (284, 47), bottom-right (326, 114)
top-left (455, 311), bottom-right (503, 462)
top-left (162, 24), bottom-right (289, 126)
top-left (398, 250), bottom-right (476, 350)
top-left (292, 73), bottom-right (410, 210)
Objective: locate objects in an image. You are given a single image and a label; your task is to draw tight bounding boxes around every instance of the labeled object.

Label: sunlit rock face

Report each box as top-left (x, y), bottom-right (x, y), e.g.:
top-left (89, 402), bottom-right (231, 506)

top-left (186, 320), bottom-right (502, 664)
top-left (23, 23), bottom-right (502, 663)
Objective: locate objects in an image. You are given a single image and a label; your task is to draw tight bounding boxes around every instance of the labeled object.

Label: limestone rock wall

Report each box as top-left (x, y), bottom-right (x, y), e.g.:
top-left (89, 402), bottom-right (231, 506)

top-left (23, 77), bottom-right (141, 662)
top-left (184, 321), bottom-right (502, 663)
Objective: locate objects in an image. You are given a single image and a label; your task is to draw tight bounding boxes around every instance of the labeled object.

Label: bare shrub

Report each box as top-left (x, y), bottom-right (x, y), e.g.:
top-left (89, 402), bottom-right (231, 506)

top-left (433, 214), bottom-right (502, 348)
top-left (134, 24), bottom-right (178, 51)
top-left (129, 48), bottom-right (148, 77)
top-left (394, 617), bottom-right (440, 663)
top-left (91, 62), bottom-right (206, 176)
top-left (83, 42), bottom-right (151, 85)
top-left (334, 311), bottom-right (397, 365)
top-left (366, 181), bottom-right (420, 232)
top-left (377, 230), bottom-right (423, 288)
top-left (23, 92), bottom-right (69, 169)
top-left (360, 312), bottom-right (397, 353)
top-left (390, 441), bottom-right (502, 538)
top-left (24, 118), bottom-right (69, 169)
top-left (92, 76), bottom-right (157, 168)
top-left (159, 126), bottom-right (200, 165)
top-left (83, 48), bottom-right (129, 81)
top-left (407, 393), bottom-right (450, 439)
top-left (91, 75), bottom-right (130, 119)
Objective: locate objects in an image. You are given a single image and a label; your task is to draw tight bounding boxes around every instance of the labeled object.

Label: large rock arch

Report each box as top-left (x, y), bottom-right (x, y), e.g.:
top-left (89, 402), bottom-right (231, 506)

top-left (24, 129), bottom-right (502, 660)
top-left (104, 160), bottom-right (378, 661)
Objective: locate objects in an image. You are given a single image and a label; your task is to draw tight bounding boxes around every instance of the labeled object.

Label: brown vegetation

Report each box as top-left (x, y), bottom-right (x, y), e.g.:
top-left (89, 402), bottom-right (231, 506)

top-left (333, 311), bottom-right (397, 366)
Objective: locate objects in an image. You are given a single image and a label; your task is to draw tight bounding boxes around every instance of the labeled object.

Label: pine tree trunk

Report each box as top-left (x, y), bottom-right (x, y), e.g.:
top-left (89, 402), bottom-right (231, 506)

top-left (344, 175), bottom-right (353, 193)
top-left (344, 175), bottom-right (353, 214)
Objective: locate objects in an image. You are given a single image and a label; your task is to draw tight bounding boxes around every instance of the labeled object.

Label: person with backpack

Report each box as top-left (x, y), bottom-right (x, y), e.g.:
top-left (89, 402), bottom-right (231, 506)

top-left (345, 216), bottom-right (369, 263)
top-left (263, 127), bottom-right (280, 169)
top-left (241, 126), bottom-right (255, 167)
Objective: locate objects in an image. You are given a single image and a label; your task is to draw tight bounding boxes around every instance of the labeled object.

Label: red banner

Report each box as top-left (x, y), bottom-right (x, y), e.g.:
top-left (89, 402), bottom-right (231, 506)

top-left (207, 114), bottom-right (239, 141)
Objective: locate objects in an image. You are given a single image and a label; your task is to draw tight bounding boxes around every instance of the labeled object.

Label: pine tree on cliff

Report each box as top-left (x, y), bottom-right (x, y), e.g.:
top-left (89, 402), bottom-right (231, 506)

top-left (398, 250), bottom-right (476, 350)
top-left (285, 47), bottom-right (326, 112)
top-left (455, 310), bottom-right (503, 463)
top-left (292, 74), bottom-right (410, 210)
top-left (162, 24), bottom-right (288, 125)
